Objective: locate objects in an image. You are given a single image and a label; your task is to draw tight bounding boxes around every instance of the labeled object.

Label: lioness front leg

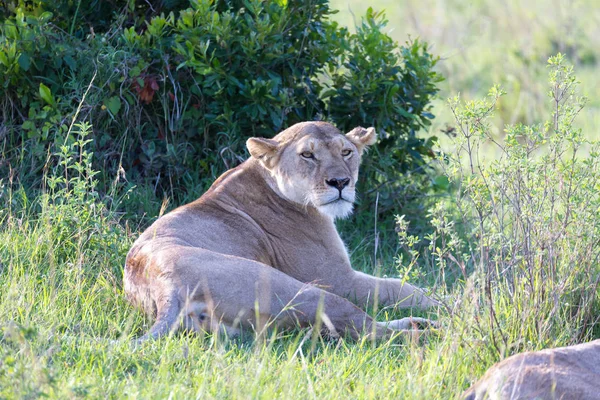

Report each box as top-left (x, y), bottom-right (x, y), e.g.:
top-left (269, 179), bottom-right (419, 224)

top-left (345, 272), bottom-right (440, 331)
top-left (345, 271), bottom-right (440, 310)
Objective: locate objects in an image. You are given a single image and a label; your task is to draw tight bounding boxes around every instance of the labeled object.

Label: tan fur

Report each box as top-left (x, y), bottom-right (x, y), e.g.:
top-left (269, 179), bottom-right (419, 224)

top-left (463, 340), bottom-right (600, 400)
top-left (124, 121), bottom-right (439, 341)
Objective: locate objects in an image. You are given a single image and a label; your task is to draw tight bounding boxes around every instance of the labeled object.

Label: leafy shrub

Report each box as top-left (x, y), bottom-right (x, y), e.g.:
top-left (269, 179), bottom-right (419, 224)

top-left (1, 1), bottom-right (443, 234)
top-left (418, 55), bottom-right (599, 362)
top-left (0, 0), bottom-right (190, 36)
top-left (326, 10), bottom-right (442, 235)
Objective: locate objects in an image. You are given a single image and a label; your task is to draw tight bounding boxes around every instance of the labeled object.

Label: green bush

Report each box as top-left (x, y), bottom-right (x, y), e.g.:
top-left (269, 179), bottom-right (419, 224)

top-left (424, 55), bottom-right (599, 358)
top-left (326, 10), bottom-right (442, 223)
top-left (0, 0), bottom-right (190, 36)
top-left (1, 1), bottom-right (443, 234)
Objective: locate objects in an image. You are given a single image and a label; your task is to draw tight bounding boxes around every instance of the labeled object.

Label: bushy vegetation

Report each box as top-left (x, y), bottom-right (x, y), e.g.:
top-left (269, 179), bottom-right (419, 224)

top-left (1, 1), bottom-right (442, 238)
top-left (438, 55), bottom-right (599, 351)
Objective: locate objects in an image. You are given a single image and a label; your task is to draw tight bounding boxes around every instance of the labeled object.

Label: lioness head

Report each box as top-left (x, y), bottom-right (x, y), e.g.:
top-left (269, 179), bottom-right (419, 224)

top-left (247, 121), bottom-right (377, 219)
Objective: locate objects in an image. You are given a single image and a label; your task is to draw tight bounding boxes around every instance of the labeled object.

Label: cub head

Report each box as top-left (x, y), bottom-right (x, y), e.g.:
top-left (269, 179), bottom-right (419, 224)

top-left (247, 121), bottom-right (377, 219)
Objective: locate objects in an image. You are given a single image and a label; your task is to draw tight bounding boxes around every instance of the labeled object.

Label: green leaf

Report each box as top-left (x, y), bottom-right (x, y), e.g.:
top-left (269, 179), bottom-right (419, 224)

top-left (433, 175), bottom-right (449, 190)
top-left (130, 66), bottom-right (141, 77)
top-left (104, 96), bottom-right (122, 115)
top-left (0, 51), bottom-right (9, 67)
top-left (39, 11), bottom-right (53, 23)
top-left (18, 53), bottom-right (31, 71)
top-left (39, 83), bottom-right (55, 106)
top-left (21, 120), bottom-right (36, 130)
top-left (63, 55), bottom-right (76, 70)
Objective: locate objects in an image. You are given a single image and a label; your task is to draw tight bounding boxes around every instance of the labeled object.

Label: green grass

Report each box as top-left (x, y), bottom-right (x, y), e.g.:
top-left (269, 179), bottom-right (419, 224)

top-left (2, 189), bottom-right (591, 398)
top-left (0, 123), bottom-right (478, 399)
top-left (0, 186), bottom-right (474, 399)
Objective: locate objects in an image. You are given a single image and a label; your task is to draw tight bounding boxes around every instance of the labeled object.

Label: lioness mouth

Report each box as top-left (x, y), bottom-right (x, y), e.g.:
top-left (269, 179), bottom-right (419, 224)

top-left (321, 197), bottom-right (351, 206)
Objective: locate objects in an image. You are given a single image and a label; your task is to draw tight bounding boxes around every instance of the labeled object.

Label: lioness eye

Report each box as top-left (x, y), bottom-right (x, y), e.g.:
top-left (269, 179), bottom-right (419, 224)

top-left (300, 151), bottom-right (314, 159)
top-left (341, 149), bottom-right (352, 157)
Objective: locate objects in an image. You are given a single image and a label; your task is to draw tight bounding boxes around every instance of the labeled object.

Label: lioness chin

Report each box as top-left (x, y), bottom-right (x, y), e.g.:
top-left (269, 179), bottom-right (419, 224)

top-left (125, 121), bottom-right (439, 341)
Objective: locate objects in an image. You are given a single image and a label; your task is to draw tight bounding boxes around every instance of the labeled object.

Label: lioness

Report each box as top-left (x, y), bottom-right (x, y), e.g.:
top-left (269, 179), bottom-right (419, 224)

top-left (463, 339), bottom-right (600, 399)
top-left (125, 121), bottom-right (439, 341)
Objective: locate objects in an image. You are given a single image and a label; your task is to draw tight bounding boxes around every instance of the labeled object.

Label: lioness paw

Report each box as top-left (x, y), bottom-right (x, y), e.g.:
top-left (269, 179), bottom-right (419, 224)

top-left (384, 317), bottom-right (439, 331)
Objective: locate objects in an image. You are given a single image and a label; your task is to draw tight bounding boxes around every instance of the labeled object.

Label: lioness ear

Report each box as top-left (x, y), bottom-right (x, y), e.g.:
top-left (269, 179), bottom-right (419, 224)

top-left (346, 127), bottom-right (377, 153)
top-left (247, 137), bottom-right (279, 169)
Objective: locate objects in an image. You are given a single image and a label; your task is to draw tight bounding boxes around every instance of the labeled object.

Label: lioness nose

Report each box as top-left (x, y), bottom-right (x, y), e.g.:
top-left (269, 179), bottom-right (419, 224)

top-left (326, 177), bottom-right (350, 191)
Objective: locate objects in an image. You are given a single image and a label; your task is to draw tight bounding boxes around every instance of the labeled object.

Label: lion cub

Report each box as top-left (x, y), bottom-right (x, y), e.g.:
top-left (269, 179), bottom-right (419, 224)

top-left (125, 121), bottom-right (438, 341)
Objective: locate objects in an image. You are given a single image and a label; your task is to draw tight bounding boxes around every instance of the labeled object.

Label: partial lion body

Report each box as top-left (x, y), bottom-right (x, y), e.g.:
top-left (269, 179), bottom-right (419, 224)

top-left (463, 339), bottom-right (600, 400)
top-left (124, 122), bottom-right (438, 341)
